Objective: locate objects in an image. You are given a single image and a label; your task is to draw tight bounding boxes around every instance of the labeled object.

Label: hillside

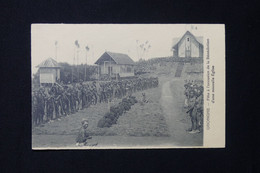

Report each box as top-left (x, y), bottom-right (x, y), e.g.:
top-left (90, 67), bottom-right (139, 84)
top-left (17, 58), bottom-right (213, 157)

top-left (135, 57), bottom-right (203, 80)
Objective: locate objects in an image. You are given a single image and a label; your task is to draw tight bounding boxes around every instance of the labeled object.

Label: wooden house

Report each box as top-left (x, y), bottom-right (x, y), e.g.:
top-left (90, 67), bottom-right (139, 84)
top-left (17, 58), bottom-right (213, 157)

top-left (95, 51), bottom-right (135, 78)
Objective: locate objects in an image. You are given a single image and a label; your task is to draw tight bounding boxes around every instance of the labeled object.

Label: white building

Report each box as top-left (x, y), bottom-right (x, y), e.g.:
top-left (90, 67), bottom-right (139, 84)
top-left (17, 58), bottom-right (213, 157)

top-left (36, 58), bottom-right (61, 85)
top-left (172, 31), bottom-right (203, 58)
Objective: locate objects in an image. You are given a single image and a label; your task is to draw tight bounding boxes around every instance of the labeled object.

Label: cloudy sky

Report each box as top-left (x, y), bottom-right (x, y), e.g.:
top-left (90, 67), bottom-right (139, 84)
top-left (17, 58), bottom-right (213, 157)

top-left (31, 24), bottom-right (204, 74)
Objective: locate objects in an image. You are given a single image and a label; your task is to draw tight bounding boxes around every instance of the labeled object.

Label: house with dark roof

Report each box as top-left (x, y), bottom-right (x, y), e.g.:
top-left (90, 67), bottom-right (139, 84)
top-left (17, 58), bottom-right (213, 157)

top-left (95, 51), bottom-right (135, 78)
top-left (172, 31), bottom-right (203, 58)
top-left (36, 58), bottom-right (61, 85)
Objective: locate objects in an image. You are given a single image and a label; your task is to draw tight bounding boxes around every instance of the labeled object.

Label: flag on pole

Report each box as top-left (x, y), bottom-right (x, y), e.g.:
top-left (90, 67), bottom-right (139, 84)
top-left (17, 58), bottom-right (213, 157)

top-left (75, 40), bottom-right (80, 48)
top-left (191, 25), bottom-right (198, 30)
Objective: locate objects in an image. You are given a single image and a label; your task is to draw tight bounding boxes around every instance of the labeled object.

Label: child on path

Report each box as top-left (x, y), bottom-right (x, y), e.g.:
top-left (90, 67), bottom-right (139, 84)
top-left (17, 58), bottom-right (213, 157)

top-left (76, 119), bottom-right (95, 146)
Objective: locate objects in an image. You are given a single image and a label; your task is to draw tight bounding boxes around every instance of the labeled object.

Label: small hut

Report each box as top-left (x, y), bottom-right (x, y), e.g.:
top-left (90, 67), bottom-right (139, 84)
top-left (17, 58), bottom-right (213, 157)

top-left (36, 58), bottom-right (61, 85)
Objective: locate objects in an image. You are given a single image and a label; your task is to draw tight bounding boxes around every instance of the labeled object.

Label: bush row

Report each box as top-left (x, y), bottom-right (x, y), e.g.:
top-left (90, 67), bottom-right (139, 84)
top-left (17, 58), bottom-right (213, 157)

top-left (97, 96), bottom-right (138, 128)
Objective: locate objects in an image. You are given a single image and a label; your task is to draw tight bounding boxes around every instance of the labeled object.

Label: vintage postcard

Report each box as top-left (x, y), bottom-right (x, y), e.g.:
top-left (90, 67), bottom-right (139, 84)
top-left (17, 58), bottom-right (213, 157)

top-left (31, 24), bottom-right (225, 149)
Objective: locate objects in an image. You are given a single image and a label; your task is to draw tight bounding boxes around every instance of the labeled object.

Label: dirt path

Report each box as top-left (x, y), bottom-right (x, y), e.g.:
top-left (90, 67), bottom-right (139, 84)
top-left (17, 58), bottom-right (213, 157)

top-left (161, 80), bottom-right (178, 133)
top-left (160, 77), bottom-right (202, 146)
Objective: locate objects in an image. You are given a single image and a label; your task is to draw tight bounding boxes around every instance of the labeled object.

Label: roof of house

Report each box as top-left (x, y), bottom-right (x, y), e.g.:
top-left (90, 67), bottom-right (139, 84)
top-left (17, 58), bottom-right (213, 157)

top-left (95, 51), bottom-right (135, 65)
top-left (172, 31), bottom-right (203, 49)
top-left (36, 58), bottom-right (61, 68)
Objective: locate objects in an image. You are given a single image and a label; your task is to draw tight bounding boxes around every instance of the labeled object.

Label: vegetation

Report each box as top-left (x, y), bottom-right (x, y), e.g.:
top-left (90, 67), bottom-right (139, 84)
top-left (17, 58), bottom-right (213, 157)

top-left (134, 57), bottom-right (203, 74)
top-left (97, 96), bottom-right (138, 128)
top-left (59, 62), bottom-right (98, 84)
top-left (32, 70), bottom-right (40, 87)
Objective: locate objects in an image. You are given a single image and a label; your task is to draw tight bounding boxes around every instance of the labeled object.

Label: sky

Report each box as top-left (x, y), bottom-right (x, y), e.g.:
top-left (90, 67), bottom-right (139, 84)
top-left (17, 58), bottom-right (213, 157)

top-left (31, 24), bottom-right (205, 74)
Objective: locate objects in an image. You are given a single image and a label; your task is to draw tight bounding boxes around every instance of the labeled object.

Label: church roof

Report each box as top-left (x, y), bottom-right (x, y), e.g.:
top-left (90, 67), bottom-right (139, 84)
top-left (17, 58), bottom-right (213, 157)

top-left (172, 31), bottom-right (203, 49)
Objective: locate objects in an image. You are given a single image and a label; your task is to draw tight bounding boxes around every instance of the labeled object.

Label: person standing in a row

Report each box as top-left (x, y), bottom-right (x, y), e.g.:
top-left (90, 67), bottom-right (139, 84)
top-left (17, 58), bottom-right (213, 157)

top-left (184, 80), bottom-right (204, 134)
top-left (32, 77), bottom-right (159, 126)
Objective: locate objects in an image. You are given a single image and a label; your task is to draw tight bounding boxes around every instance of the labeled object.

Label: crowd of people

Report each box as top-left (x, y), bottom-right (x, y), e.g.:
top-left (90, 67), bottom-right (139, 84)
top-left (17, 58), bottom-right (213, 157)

top-left (184, 80), bottom-right (204, 134)
top-left (32, 77), bottom-right (159, 126)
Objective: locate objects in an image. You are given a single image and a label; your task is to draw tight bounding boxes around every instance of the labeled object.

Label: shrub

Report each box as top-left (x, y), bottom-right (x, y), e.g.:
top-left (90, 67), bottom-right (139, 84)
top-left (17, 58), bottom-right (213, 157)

top-left (110, 106), bottom-right (118, 114)
top-left (97, 97), bottom-right (138, 128)
top-left (103, 121), bottom-right (111, 128)
top-left (128, 98), bottom-right (136, 105)
top-left (97, 117), bottom-right (106, 128)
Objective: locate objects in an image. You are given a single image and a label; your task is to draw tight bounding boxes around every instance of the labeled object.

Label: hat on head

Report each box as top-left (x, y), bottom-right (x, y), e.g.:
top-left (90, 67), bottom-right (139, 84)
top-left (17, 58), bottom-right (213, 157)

top-left (81, 118), bottom-right (88, 124)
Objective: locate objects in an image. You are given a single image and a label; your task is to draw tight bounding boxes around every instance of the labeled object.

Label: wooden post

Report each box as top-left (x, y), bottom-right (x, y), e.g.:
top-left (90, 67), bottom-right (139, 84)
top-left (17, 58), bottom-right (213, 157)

top-left (98, 66), bottom-right (100, 81)
top-left (109, 58), bottom-right (112, 80)
top-left (104, 61), bottom-right (106, 74)
top-left (116, 68), bottom-right (118, 81)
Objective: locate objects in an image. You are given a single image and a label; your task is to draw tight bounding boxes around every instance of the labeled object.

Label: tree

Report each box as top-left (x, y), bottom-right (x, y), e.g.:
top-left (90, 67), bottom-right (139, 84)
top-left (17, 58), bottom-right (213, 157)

top-left (32, 69), bottom-right (40, 87)
top-left (59, 62), bottom-right (97, 84)
top-left (136, 40), bottom-right (151, 60)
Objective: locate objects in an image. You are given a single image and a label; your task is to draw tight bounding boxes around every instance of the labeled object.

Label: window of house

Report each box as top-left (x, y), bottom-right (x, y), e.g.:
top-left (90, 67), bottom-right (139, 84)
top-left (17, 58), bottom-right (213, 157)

top-left (121, 66), bottom-right (126, 73)
top-left (127, 66), bottom-right (132, 73)
top-left (108, 66), bottom-right (113, 74)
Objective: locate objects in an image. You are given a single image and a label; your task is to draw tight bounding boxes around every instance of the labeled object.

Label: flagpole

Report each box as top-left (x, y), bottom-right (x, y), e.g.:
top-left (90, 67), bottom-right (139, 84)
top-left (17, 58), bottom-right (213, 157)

top-left (136, 40), bottom-right (140, 61)
top-left (72, 46), bottom-right (75, 83)
top-left (85, 46), bottom-right (89, 81)
top-left (74, 40), bottom-right (80, 83)
top-left (55, 42), bottom-right (58, 61)
top-left (77, 49), bottom-right (79, 83)
top-left (85, 50), bottom-right (87, 81)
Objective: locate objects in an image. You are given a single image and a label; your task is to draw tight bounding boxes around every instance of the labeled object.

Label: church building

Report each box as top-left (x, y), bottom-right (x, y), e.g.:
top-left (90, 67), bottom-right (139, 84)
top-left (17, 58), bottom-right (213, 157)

top-left (172, 31), bottom-right (203, 58)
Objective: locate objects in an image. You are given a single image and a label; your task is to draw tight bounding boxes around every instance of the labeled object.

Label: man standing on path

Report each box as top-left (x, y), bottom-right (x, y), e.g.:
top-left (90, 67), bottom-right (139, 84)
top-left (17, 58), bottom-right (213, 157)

top-left (186, 89), bottom-right (200, 134)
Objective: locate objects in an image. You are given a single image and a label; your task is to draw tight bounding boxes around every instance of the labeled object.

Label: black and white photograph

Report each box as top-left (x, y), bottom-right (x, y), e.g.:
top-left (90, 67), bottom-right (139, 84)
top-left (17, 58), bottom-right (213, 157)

top-left (31, 24), bottom-right (225, 149)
